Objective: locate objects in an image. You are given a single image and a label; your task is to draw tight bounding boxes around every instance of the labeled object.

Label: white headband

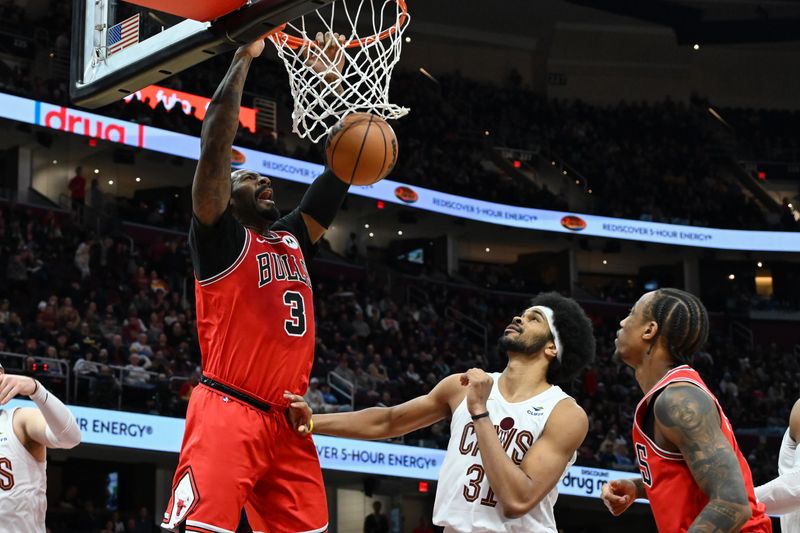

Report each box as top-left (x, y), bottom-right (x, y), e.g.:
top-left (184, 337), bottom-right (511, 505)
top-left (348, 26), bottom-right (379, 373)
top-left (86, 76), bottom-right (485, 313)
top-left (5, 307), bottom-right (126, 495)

top-left (532, 306), bottom-right (564, 362)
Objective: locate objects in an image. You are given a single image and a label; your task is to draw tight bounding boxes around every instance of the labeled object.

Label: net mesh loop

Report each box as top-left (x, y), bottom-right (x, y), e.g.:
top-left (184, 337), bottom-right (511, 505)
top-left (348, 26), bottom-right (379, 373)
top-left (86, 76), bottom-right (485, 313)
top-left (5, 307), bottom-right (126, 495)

top-left (269, 0), bottom-right (410, 142)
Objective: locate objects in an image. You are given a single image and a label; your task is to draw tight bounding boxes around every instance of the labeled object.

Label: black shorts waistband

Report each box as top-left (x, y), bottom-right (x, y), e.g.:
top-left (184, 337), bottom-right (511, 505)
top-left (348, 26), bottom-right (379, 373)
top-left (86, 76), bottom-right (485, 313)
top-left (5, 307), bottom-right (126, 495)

top-left (199, 375), bottom-right (274, 413)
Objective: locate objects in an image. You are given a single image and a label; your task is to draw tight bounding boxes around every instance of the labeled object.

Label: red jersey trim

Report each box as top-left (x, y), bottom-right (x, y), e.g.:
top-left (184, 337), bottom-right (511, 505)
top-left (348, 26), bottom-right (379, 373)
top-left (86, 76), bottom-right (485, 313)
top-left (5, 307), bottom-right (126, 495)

top-left (196, 230), bottom-right (252, 287)
top-left (634, 422), bottom-right (685, 461)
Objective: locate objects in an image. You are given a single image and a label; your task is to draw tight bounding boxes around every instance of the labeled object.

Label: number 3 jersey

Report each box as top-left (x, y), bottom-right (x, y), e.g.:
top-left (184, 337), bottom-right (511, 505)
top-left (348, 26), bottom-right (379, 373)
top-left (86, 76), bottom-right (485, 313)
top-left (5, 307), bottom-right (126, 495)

top-left (0, 408), bottom-right (47, 533)
top-left (190, 208), bottom-right (315, 404)
top-left (432, 374), bottom-right (574, 533)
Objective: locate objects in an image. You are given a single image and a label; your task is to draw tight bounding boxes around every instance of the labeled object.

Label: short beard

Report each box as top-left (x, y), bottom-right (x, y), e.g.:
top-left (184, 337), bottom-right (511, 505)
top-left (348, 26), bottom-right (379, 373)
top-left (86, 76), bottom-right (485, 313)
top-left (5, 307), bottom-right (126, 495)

top-left (259, 204), bottom-right (281, 223)
top-left (498, 333), bottom-right (549, 357)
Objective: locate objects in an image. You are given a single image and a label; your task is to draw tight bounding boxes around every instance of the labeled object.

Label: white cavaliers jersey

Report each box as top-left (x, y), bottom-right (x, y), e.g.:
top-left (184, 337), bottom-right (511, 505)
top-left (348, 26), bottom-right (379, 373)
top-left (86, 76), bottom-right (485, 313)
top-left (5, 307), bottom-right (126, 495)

top-left (778, 428), bottom-right (800, 533)
top-left (0, 408), bottom-right (47, 533)
top-left (432, 374), bottom-right (575, 533)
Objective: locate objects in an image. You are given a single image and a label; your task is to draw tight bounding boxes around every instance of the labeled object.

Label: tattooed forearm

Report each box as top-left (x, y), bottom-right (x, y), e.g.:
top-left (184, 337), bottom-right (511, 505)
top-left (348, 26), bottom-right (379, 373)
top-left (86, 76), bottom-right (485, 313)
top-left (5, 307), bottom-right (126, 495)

top-left (193, 52), bottom-right (254, 223)
top-left (687, 500), bottom-right (751, 533)
top-left (655, 385), bottom-right (751, 533)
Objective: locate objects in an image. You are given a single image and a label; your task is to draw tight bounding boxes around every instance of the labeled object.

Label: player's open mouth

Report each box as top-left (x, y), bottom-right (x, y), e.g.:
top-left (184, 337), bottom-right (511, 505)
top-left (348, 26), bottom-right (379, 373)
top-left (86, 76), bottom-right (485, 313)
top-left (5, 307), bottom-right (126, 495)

top-left (256, 188), bottom-right (274, 203)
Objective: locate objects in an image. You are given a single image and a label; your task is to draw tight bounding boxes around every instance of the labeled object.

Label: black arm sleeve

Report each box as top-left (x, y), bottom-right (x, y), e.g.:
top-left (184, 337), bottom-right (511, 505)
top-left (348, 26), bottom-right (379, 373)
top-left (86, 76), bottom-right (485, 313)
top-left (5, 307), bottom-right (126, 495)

top-left (298, 169), bottom-right (350, 229)
top-left (189, 209), bottom-right (247, 281)
top-left (271, 208), bottom-right (318, 261)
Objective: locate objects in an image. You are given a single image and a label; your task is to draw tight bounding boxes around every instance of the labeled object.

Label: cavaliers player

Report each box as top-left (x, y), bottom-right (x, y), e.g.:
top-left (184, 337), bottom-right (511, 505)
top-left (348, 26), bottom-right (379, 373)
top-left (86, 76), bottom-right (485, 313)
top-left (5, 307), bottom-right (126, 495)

top-left (288, 293), bottom-right (596, 532)
top-left (755, 398), bottom-right (800, 533)
top-left (601, 288), bottom-right (771, 532)
top-left (0, 362), bottom-right (82, 532)
top-left (161, 38), bottom-right (358, 533)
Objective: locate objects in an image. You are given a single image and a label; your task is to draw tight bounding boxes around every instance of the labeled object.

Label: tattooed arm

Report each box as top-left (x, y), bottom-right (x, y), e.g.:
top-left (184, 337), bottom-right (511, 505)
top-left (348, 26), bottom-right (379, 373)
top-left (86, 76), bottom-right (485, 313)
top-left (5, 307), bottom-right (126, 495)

top-left (192, 41), bottom-right (264, 226)
top-left (654, 384), bottom-right (752, 533)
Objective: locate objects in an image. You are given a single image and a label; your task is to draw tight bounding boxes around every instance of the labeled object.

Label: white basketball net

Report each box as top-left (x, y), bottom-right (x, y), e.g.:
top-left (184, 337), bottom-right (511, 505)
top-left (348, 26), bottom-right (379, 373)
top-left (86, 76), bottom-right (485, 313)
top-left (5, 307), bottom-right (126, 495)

top-left (269, 0), bottom-right (410, 143)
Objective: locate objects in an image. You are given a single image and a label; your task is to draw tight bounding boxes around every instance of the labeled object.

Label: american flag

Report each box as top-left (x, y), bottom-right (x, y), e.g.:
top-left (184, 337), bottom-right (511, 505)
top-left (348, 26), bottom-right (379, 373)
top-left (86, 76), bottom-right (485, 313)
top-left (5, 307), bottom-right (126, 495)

top-left (106, 14), bottom-right (140, 57)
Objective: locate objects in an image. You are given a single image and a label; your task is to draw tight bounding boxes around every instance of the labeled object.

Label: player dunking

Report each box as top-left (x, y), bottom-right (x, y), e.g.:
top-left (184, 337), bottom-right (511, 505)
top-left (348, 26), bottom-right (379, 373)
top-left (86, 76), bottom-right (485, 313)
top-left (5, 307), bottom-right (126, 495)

top-left (601, 288), bottom-right (771, 532)
top-left (0, 362), bottom-right (82, 533)
top-left (161, 38), bottom-right (358, 533)
top-left (288, 293), bottom-right (596, 532)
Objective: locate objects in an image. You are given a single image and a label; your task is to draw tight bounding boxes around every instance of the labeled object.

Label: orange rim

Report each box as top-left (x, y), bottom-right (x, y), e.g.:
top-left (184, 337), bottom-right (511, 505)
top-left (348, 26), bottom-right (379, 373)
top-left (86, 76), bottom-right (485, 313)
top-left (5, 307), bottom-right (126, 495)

top-left (270, 0), bottom-right (409, 50)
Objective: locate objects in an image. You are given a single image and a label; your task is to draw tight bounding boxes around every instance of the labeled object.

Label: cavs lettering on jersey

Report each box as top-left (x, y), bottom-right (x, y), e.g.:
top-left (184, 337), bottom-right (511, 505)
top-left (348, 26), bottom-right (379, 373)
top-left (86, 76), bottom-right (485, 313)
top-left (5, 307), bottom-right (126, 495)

top-left (632, 365), bottom-right (771, 533)
top-left (433, 374), bottom-right (575, 533)
top-left (195, 227), bottom-right (314, 404)
top-left (0, 408), bottom-right (47, 533)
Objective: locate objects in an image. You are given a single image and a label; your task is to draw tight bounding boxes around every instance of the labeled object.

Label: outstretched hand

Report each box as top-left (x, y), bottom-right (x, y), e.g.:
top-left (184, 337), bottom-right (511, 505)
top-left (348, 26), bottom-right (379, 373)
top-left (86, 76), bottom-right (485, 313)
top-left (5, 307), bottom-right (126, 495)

top-left (284, 391), bottom-right (313, 436)
top-left (302, 32), bottom-right (347, 84)
top-left (237, 39), bottom-right (265, 59)
top-left (0, 373), bottom-right (36, 405)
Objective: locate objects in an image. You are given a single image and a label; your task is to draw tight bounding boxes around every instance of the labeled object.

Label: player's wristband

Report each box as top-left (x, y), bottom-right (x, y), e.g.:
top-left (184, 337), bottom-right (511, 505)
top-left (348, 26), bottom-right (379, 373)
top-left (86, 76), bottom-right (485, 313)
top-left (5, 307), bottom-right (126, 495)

top-left (308, 417), bottom-right (314, 433)
top-left (471, 412), bottom-right (490, 421)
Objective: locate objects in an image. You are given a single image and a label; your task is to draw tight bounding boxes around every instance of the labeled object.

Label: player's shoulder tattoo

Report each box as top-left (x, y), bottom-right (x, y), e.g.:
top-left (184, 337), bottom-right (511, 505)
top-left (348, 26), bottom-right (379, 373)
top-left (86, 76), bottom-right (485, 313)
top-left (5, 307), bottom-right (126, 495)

top-left (654, 384), bottom-right (713, 434)
top-left (655, 384), bottom-right (751, 532)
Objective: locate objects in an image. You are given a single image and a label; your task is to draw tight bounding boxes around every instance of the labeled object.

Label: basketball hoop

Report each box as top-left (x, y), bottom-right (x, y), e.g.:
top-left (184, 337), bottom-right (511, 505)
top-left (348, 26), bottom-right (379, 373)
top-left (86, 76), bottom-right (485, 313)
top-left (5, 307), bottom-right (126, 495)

top-left (269, 0), bottom-right (410, 142)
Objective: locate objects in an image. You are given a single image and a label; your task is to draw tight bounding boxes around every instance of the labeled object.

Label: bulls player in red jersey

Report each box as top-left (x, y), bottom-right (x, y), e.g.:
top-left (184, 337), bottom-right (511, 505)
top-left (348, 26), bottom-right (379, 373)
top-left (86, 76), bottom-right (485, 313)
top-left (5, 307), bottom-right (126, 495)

top-left (161, 37), bottom-right (358, 533)
top-left (601, 288), bottom-right (771, 532)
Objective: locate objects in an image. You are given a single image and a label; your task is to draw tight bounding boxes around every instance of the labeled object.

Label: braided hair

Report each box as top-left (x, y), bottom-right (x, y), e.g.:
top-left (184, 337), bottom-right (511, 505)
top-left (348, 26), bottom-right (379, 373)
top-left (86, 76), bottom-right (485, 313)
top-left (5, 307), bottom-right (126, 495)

top-left (644, 288), bottom-right (709, 365)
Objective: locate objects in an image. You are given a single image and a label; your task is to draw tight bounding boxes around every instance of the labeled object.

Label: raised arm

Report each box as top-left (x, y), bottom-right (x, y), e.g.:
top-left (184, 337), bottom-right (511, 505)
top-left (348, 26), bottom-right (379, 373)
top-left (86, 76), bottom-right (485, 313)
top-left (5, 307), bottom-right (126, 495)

top-left (192, 41), bottom-right (264, 225)
top-left (655, 384), bottom-right (751, 533)
top-left (462, 369), bottom-right (588, 519)
top-left (754, 398), bottom-right (800, 515)
top-left (0, 375), bottom-right (81, 461)
top-left (312, 374), bottom-right (461, 440)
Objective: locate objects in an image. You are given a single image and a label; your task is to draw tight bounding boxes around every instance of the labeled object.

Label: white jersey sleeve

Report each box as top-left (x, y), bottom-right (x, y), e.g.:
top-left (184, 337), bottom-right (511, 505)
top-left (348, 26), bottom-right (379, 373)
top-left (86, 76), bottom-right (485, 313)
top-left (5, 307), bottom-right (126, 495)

top-left (755, 428), bottom-right (800, 532)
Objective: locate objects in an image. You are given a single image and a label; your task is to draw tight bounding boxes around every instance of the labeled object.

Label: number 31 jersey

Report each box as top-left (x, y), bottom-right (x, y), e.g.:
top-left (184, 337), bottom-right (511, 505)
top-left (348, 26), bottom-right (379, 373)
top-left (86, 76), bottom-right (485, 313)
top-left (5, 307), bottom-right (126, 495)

top-left (191, 209), bottom-right (315, 405)
top-left (432, 374), bottom-right (574, 533)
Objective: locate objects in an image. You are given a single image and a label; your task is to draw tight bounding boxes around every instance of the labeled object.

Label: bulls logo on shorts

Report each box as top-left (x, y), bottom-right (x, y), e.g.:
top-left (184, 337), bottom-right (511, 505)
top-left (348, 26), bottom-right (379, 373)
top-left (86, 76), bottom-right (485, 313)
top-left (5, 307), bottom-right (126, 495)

top-left (163, 468), bottom-right (199, 529)
top-left (282, 235), bottom-right (299, 249)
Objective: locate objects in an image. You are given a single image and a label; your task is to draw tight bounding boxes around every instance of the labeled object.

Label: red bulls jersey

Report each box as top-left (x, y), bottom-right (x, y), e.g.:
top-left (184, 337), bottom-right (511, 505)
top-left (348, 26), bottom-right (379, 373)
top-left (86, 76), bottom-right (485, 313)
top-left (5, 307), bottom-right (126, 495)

top-left (191, 210), bottom-right (315, 405)
top-left (632, 365), bottom-right (771, 532)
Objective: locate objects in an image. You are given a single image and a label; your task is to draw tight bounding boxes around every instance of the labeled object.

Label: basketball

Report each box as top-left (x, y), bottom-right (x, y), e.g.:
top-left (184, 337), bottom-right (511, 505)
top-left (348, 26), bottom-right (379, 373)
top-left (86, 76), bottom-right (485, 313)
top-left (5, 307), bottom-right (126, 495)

top-left (325, 112), bottom-right (398, 186)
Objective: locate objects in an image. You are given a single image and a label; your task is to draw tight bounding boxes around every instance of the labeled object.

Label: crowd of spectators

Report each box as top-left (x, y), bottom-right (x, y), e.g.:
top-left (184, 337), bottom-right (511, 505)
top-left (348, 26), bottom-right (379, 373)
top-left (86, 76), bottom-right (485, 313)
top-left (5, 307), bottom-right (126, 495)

top-left (1, 2), bottom-right (798, 528)
top-left (0, 192), bottom-right (797, 531)
top-left (3, 0), bottom-right (798, 232)
top-left (0, 202), bottom-right (199, 417)
top-left (723, 107), bottom-right (800, 163)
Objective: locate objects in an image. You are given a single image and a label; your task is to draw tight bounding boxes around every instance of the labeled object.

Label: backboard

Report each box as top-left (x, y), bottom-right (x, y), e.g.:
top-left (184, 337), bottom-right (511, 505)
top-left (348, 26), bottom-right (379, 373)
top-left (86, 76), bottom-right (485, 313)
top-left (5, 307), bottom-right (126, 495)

top-left (70, 0), bottom-right (335, 109)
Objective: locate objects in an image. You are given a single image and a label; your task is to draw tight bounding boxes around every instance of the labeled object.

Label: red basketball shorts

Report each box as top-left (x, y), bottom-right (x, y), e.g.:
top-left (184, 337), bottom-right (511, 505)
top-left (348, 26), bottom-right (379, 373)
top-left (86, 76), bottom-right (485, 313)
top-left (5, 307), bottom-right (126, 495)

top-left (161, 385), bottom-right (328, 533)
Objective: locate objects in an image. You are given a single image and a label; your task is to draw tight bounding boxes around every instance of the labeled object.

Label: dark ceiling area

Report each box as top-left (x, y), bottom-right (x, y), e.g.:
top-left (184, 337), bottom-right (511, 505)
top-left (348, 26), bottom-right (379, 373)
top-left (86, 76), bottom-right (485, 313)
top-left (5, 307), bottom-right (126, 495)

top-left (568, 0), bottom-right (800, 44)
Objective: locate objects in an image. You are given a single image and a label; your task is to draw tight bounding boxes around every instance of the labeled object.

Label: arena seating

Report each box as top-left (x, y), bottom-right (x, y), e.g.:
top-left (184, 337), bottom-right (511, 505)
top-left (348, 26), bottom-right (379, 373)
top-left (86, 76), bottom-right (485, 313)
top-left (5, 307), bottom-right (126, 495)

top-left (0, 2), bottom-right (797, 529)
top-left (1, 202), bottom-right (793, 489)
top-left (4, 0), bottom-right (797, 231)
